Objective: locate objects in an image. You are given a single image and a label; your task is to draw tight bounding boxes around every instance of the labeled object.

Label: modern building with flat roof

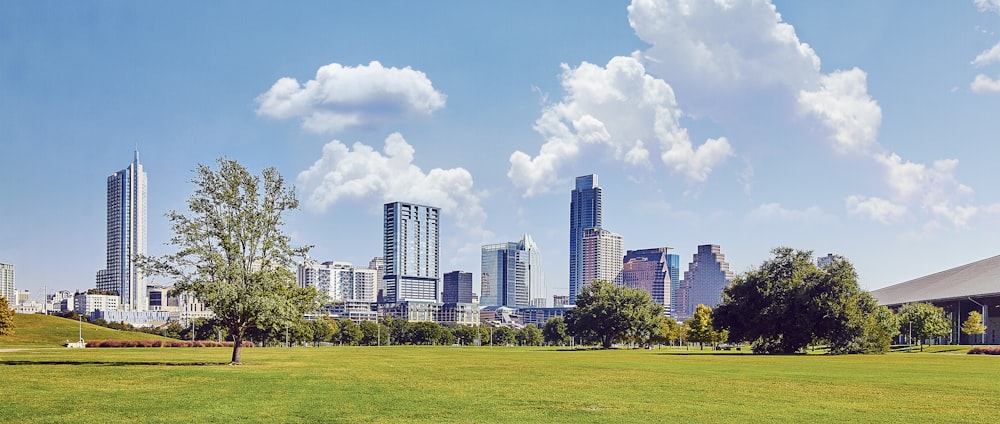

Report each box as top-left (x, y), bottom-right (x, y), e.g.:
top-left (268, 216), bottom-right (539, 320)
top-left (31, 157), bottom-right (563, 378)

top-left (383, 202), bottom-right (440, 303)
top-left (96, 150), bottom-right (147, 311)
top-left (569, 175), bottom-right (601, 304)
top-left (0, 262), bottom-right (14, 305)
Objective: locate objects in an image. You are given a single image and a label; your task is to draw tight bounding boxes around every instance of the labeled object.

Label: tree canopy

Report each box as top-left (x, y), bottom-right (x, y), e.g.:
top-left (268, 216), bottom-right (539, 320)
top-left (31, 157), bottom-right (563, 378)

top-left (140, 158), bottom-right (324, 364)
top-left (713, 248), bottom-right (898, 354)
top-left (962, 311), bottom-right (987, 344)
top-left (0, 296), bottom-right (14, 337)
top-left (565, 280), bottom-right (664, 348)
top-left (898, 302), bottom-right (950, 351)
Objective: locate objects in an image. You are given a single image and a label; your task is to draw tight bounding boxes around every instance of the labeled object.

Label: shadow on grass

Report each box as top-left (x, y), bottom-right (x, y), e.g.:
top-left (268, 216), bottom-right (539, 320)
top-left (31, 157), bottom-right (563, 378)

top-left (0, 360), bottom-right (231, 366)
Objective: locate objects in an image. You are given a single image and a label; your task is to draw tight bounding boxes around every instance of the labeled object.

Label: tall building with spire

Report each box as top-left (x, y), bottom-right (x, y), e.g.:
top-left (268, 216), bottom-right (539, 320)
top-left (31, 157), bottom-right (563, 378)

top-left (481, 234), bottom-right (543, 307)
top-left (96, 150), bottom-right (147, 311)
top-left (569, 175), bottom-right (601, 304)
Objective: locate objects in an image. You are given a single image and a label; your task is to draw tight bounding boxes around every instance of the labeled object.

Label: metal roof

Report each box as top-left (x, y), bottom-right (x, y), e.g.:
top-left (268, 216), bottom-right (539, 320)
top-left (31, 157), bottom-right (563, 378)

top-left (871, 255), bottom-right (1000, 306)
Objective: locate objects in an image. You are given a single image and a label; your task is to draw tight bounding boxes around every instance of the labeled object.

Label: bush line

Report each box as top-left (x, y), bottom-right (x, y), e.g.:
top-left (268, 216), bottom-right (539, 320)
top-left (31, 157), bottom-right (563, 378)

top-left (84, 340), bottom-right (254, 348)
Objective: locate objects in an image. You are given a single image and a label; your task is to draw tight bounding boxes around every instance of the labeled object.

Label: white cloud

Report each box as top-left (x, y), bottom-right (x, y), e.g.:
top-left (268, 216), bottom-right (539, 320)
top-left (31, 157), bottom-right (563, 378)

top-left (846, 196), bottom-right (908, 224)
top-left (874, 153), bottom-right (977, 227)
top-left (972, 42), bottom-right (1000, 67)
top-left (297, 133), bottom-right (489, 240)
top-left (975, 0), bottom-right (1000, 14)
top-left (508, 56), bottom-right (732, 197)
top-left (748, 203), bottom-right (836, 224)
top-left (971, 73), bottom-right (1000, 93)
top-left (256, 61), bottom-right (446, 133)
top-left (797, 68), bottom-right (882, 155)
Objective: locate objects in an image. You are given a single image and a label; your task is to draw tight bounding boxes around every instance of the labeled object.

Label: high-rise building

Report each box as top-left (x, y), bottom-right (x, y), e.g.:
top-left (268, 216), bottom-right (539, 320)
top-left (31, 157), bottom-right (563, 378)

top-left (676, 244), bottom-right (734, 320)
top-left (442, 270), bottom-right (473, 304)
top-left (96, 150), bottom-right (147, 311)
top-left (298, 260), bottom-right (377, 303)
top-left (369, 256), bottom-right (385, 301)
top-left (817, 253), bottom-right (836, 269)
top-left (0, 262), bottom-right (14, 305)
top-left (552, 294), bottom-right (570, 307)
top-left (383, 202), bottom-right (440, 303)
top-left (622, 248), bottom-right (672, 314)
top-left (480, 234), bottom-right (543, 307)
top-left (569, 175), bottom-right (602, 304)
top-left (581, 227), bottom-right (623, 288)
top-left (666, 253), bottom-right (680, 318)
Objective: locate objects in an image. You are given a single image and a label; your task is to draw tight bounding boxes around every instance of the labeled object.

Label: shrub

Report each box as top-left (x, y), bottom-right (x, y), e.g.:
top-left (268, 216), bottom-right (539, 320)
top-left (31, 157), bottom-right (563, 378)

top-left (967, 346), bottom-right (1000, 355)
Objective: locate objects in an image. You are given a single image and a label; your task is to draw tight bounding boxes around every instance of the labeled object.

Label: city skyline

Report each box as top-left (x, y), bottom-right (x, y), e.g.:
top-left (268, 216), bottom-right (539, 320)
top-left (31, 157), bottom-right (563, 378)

top-left (4, 1), bottom-right (1000, 300)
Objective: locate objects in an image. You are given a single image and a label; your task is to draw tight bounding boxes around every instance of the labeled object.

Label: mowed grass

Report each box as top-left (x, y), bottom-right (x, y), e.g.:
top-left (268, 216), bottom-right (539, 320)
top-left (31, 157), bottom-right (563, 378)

top-left (0, 314), bottom-right (172, 347)
top-left (1, 345), bottom-right (997, 423)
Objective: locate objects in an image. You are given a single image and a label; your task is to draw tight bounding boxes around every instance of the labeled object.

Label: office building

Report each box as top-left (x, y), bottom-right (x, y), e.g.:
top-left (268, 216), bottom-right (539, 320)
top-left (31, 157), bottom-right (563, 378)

top-left (443, 270), bottom-right (473, 304)
top-left (569, 174), bottom-right (602, 304)
top-left (552, 294), bottom-right (570, 307)
top-left (369, 256), bottom-right (385, 301)
top-left (481, 234), bottom-right (543, 308)
top-left (298, 260), bottom-right (377, 303)
top-left (96, 150), bottom-right (147, 311)
top-left (581, 227), bottom-right (623, 287)
top-left (0, 263), bottom-right (14, 305)
top-left (383, 202), bottom-right (440, 303)
top-left (666, 253), bottom-right (681, 318)
top-left (817, 253), bottom-right (836, 269)
top-left (622, 248), bottom-right (672, 314)
top-left (676, 244), bottom-right (734, 319)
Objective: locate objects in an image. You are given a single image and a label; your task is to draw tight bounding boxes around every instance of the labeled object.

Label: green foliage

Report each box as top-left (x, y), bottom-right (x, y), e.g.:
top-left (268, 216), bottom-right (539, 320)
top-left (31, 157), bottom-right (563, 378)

top-left (0, 296), bottom-right (15, 336)
top-left (139, 158), bottom-right (324, 363)
top-left (714, 248), bottom-right (896, 354)
top-left (542, 317), bottom-right (570, 346)
top-left (491, 326), bottom-right (515, 346)
top-left (565, 280), bottom-right (665, 348)
top-left (898, 302), bottom-right (951, 351)
top-left (452, 325), bottom-right (481, 346)
top-left (336, 319), bottom-right (363, 346)
top-left (310, 316), bottom-right (336, 344)
top-left (516, 325), bottom-right (544, 346)
top-left (687, 304), bottom-right (717, 349)
top-left (962, 311), bottom-right (987, 342)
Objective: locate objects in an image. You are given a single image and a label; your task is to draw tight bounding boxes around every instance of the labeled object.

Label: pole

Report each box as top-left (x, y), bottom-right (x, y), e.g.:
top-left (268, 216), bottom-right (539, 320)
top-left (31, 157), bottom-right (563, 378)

top-left (377, 319), bottom-right (381, 347)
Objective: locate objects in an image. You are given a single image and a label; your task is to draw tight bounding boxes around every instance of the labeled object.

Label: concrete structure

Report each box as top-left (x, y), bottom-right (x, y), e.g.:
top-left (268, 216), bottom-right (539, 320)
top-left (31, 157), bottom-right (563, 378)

top-left (676, 244), bottom-right (734, 320)
top-left (552, 294), bottom-right (570, 307)
top-left (569, 174), bottom-right (602, 304)
top-left (92, 310), bottom-right (171, 327)
top-left (872, 255), bottom-right (1000, 345)
top-left (383, 202), bottom-right (440, 303)
top-left (481, 234), bottom-right (543, 307)
top-left (817, 253), bottom-right (836, 269)
top-left (320, 300), bottom-right (379, 322)
top-left (369, 256), bottom-right (385, 301)
top-left (0, 262), bottom-right (14, 305)
top-left (96, 150), bottom-right (147, 311)
top-left (74, 293), bottom-right (120, 315)
top-left (443, 270), bottom-right (474, 304)
top-left (298, 260), bottom-right (377, 303)
top-left (518, 306), bottom-right (573, 327)
top-left (581, 227), bottom-right (623, 288)
top-left (380, 301), bottom-right (441, 322)
top-left (622, 248), bottom-right (673, 314)
top-left (437, 302), bottom-right (480, 326)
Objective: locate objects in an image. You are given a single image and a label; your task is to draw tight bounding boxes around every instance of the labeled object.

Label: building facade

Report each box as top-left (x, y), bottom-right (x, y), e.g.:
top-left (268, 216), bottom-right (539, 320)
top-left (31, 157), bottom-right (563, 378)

top-left (383, 202), bottom-right (440, 303)
top-left (369, 256), bottom-right (385, 301)
top-left (443, 270), bottom-right (473, 304)
top-left (481, 234), bottom-right (543, 308)
top-left (569, 174), bottom-right (602, 304)
top-left (0, 262), bottom-right (14, 305)
top-left (74, 293), bottom-right (121, 315)
top-left (96, 150), bottom-right (147, 311)
top-left (552, 294), bottom-right (570, 307)
top-left (621, 248), bottom-right (672, 314)
top-left (581, 227), bottom-right (623, 288)
top-left (298, 260), bottom-right (377, 303)
top-left (676, 244), bottom-right (734, 320)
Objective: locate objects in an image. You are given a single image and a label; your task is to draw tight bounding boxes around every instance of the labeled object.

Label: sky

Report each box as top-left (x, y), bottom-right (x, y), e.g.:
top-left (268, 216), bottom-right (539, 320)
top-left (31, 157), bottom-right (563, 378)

top-left (3, 0), bottom-right (1000, 303)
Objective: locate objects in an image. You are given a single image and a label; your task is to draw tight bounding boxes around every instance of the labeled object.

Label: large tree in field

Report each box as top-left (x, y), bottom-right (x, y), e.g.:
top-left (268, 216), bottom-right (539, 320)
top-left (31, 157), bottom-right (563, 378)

top-left (898, 302), bottom-right (950, 351)
top-left (140, 159), bottom-right (324, 364)
top-left (0, 296), bottom-right (14, 336)
top-left (714, 248), bottom-right (897, 354)
top-left (565, 280), bottom-right (664, 349)
top-left (687, 304), bottom-right (717, 349)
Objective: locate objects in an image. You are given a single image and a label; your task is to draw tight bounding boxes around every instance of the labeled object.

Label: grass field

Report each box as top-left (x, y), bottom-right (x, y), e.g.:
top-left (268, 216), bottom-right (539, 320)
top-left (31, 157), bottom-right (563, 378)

top-left (1, 345), bottom-right (997, 423)
top-left (0, 314), bottom-right (172, 347)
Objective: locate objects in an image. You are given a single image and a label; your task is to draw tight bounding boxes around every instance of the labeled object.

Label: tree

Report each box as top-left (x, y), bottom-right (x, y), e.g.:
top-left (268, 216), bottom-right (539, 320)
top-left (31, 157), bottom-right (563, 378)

top-left (492, 326), bottom-right (515, 346)
top-left (310, 316), bottom-right (336, 345)
top-left (0, 296), bottom-right (14, 337)
top-left (336, 319), bottom-right (363, 345)
top-left (359, 320), bottom-right (380, 346)
top-left (565, 280), bottom-right (665, 349)
top-left (516, 325), bottom-right (544, 346)
top-left (687, 304), bottom-right (717, 349)
top-left (897, 302), bottom-right (950, 351)
top-left (651, 317), bottom-right (680, 347)
top-left (542, 317), bottom-right (570, 346)
top-left (962, 311), bottom-right (987, 345)
top-left (714, 248), bottom-right (896, 354)
top-left (452, 325), bottom-right (481, 346)
top-left (139, 158), bottom-right (324, 364)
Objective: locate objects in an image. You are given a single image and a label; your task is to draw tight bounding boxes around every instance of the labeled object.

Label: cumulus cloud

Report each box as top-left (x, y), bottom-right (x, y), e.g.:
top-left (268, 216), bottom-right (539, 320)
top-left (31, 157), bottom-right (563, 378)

top-left (797, 68), bottom-right (882, 155)
top-left (297, 133), bottom-right (489, 239)
top-left (748, 203), bottom-right (836, 224)
top-left (846, 196), bottom-right (908, 224)
top-left (971, 74), bottom-right (1000, 93)
top-left (508, 56), bottom-right (732, 197)
top-left (975, 0), bottom-right (1000, 14)
top-left (256, 61), bottom-right (446, 133)
top-left (972, 42), bottom-right (1000, 67)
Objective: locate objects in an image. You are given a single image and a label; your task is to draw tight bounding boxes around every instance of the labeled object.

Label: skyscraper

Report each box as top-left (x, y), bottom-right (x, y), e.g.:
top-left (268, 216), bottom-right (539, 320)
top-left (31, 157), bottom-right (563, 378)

top-left (480, 234), bottom-right (543, 307)
top-left (96, 150), bottom-right (147, 311)
top-left (676, 244), bottom-right (734, 320)
top-left (0, 262), bottom-right (14, 305)
top-left (581, 227), bottom-right (623, 287)
top-left (369, 256), bottom-right (385, 301)
top-left (666, 253), bottom-right (680, 318)
top-left (383, 202), bottom-right (440, 303)
top-left (622, 248), bottom-right (672, 314)
top-left (442, 270), bottom-right (473, 304)
top-left (569, 175), bottom-right (601, 304)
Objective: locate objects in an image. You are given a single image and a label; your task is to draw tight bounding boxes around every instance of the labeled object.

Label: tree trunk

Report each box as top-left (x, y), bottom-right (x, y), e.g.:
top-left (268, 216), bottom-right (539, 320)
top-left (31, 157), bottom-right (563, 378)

top-left (231, 333), bottom-right (244, 364)
top-left (603, 334), bottom-right (613, 349)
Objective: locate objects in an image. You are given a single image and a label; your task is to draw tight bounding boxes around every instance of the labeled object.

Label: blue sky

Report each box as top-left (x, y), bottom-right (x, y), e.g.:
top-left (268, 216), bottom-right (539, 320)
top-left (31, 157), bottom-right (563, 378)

top-left (3, 1), bottom-right (1000, 302)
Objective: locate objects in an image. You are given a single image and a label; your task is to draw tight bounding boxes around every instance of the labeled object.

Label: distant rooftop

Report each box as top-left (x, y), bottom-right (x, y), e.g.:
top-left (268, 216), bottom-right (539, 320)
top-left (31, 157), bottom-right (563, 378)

top-left (871, 255), bottom-right (1000, 306)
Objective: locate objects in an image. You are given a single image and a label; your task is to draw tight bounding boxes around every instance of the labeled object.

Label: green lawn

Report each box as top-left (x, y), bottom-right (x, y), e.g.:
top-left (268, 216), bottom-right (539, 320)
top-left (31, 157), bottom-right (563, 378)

top-left (0, 345), bottom-right (996, 423)
top-left (0, 314), bottom-right (173, 347)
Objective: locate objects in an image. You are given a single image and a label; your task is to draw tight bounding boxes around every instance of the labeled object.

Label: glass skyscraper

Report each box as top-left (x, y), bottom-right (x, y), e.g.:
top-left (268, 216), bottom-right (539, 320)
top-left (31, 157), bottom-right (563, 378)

top-left (676, 244), bottom-right (734, 319)
top-left (622, 247), bottom-right (673, 314)
top-left (442, 270), bottom-right (473, 304)
top-left (569, 174), bottom-right (601, 304)
top-left (481, 234), bottom-right (542, 307)
top-left (96, 150), bottom-right (147, 311)
top-left (383, 202), bottom-right (440, 303)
